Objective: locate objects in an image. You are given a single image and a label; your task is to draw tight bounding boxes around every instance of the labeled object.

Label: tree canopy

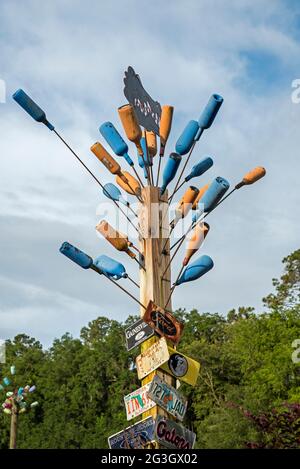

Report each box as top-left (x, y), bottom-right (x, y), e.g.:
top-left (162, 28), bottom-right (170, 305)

top-left (0, 250), bottom-right (299, 448)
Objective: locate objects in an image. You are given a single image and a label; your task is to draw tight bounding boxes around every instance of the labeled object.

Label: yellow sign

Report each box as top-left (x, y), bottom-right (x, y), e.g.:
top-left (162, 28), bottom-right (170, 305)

top-left (160, 346), bottom-right (200, 386)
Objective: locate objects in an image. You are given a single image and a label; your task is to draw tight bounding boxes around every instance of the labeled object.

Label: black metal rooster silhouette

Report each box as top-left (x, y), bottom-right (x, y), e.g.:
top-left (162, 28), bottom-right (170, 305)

top-left (123, 66), bottom-right (162, 135)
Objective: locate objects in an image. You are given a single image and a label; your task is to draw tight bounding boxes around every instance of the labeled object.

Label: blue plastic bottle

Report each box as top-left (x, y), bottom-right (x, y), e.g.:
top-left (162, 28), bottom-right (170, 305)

top-left (99, 122), bottom-right (133, 166)
top-left (160, 153), bottom-right (182, 195)
top-left (176, 255), bottom-right (214, 285)
top-left (185, 156), bottom-right (214, 182)
top-left (175, 120), bottom-right (199, 155)
top-left (12, 89), bottom-right (54, 130)
top-left (59, 242), bottom-right (93, 269)
top-left (93, 255), bottom-right (127, 280)
top-left (200, 176), bottom-right (230, 212)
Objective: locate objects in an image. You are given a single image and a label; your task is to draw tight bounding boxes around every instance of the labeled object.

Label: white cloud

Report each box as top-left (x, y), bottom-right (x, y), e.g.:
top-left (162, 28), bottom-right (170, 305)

top-left (0, 0), bottom-right (299, 345)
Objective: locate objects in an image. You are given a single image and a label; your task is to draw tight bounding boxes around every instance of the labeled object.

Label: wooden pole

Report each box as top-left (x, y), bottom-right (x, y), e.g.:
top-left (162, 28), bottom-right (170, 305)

top-left (9, 404), bottom-right (18, 449)
top-left (139, 186), bottom-right (175, 448)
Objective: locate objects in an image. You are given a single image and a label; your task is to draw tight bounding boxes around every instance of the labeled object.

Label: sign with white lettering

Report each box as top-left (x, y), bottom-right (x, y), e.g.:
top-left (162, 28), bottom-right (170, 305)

top-left (136, 337), bottom-right (169, 380)
top-left (143, 300), bottom-right (184, 345)
top-left (125, 318), bottom-right (154, 351)
top-left (147, 375), bottom-right (187, 421)
top-left (108, 416), bottom-right (155, 449)
top-left (160, 346), bottom-right (200, 386)
top-left (124, 383), bottom-right (156, 421)
top-left (155, 416), bottom-right (196, 449)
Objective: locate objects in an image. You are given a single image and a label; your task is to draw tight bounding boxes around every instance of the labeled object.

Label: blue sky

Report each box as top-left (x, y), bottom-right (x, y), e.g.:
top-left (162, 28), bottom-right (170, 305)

top-left (0, 0), bottom-right (299, 346)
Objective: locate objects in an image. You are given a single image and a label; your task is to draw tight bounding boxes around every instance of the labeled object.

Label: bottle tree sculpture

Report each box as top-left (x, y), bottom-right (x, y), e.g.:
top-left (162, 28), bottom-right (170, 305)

top-left (12, 67), bottom-right (266, 449)
top-left (1, 366), bottom-right (38, 449)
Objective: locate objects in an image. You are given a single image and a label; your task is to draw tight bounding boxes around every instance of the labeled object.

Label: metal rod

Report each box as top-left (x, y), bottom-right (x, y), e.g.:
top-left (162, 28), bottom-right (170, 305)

top-left (143, 132), bottom-right (153, 186)
top-left (164, 264), bottom-right (184, 308)
top-left (109, 275), bottom-right (146, 309)
top-left (161, 224), bottom-right (174, 254)
top-left (161, 233), bottom-right (185, 279)
top-left (150, 164), bottom-right (154, 187)
top-left (130, 243), bottom-right (144, 257)
top-left (126, 203), bottom-right (138, 218)
top-left (133, 256), bottom-right (146, 271)
top-left (168, 138), bottom-right (199, 206)
top-left (53, 130), bottom-right (143, 236)
top-left (91, 264), bottom-right (146, 309)
top-left (170, 187), bottom-right (237, 251)
top-left (156, 150), bottom-right (163, 187)
top-left (133, 166), bottom-right (145, 189)
top-left (162, 187), bottom-right (238, 277)
top-left (168, 179), bottom-right (185, 200)
top-left (127, 275), bottom-right (140, 289)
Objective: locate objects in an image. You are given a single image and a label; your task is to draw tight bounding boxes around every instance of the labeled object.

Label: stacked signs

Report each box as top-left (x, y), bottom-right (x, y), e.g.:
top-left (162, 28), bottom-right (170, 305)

top-left (113, 298), bottom-right (200, 449)
top-left (135, 335), bottom-right (200, 386)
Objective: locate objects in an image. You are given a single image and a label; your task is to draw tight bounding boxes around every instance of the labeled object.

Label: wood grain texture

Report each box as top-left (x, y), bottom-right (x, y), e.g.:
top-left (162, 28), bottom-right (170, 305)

top-left (139, 186), bottom-right (175, 425)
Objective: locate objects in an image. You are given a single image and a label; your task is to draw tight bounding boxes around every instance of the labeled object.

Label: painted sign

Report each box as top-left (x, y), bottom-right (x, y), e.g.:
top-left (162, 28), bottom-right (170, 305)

top-left (124, 383), bottom-right (156, 421)
top-left (123, 66), bottom-right (162, 135)
top-left (108, 416), bottom-right (155, 449)
top-left (160, 346), bottom-right (200, 386)
top-left (155, 416), bottom-right (196, 450)
top-left (147, 375), bottom-right (187, 422)
top-left (136, 337), bottom-right (169, 380)
top-left (125, 318), bottom-right (154, 351)
top-left (143, 300), bottom-right (184, 345)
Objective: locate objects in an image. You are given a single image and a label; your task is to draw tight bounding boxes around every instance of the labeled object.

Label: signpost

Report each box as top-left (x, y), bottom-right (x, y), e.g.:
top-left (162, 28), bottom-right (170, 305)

top-left (13, 67), bottom-right (267, 451)
top-left (155, 416), bottom-right (196, 449)
top-left (124, 384), bottom-right (156, 421)
top-left (147, 375), bottom-right (188, 421)
top-left (125, 319), bottom-right (154, 351)
top-left (108, 416), bottom-right (155, 449)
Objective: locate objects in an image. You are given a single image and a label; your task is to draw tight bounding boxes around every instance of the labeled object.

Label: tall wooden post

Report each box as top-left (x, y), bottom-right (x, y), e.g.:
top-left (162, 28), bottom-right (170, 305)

top-left (139, 186), bottom-right (175, 446)
top-left (9, 405), bottom-right (18, 449)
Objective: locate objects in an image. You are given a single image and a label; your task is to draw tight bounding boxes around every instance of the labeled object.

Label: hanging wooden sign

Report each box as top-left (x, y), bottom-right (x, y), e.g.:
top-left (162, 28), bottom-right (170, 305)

top-left (155, 416), bottom-right (196, 449)
top-left (108, 416), bottom-right (155, 449)
top-left (143, 300), bottom-right (184, 345)
top-left (123, 66), bottom-right (161, 135)
top-left (125, 318), bottom-right (154, 351)
top-left (160, 346), bottom-right (200, 386)
top-left (124, 383), bottom-right (156, 421)
top-left (147, 375), bottom-right (187, 421)
top-left (136, 337), bottom-right (169, 380)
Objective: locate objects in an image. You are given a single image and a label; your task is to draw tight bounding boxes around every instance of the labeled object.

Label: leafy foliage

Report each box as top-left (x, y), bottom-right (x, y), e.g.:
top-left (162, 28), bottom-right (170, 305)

top-left (0, 251), bottom-right (299, 448)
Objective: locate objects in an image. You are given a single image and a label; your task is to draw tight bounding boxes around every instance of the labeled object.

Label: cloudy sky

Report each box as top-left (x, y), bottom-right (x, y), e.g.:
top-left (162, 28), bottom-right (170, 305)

top-left (0, 0), bottom-right (299, 347)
